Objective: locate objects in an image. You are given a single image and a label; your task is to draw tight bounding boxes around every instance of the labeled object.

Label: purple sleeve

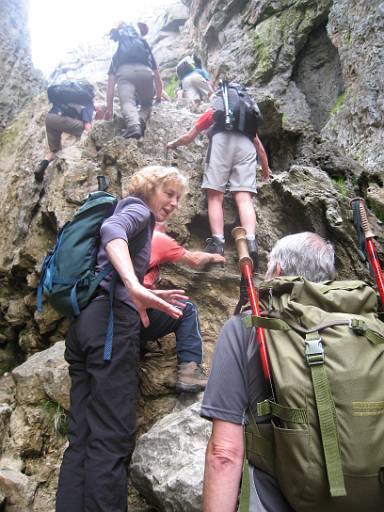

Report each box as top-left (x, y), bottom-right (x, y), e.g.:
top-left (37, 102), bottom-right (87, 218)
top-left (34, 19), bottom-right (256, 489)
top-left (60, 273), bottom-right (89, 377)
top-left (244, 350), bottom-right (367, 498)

top-left (200, 314), bottom-right (268, 425)
top-left (100, 202), bottom-right (150, 248)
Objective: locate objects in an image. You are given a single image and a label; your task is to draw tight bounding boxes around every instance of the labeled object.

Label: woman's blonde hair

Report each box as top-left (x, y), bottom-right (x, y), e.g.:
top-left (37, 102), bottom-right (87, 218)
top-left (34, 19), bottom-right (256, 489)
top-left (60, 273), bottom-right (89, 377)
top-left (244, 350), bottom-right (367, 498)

top-left (126, 165), bottom-right (188, 202)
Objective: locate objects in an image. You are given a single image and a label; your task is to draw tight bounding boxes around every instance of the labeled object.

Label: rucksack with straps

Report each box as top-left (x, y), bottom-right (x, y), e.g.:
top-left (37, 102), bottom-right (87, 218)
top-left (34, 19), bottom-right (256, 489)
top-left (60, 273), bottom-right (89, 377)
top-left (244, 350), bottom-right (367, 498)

top-left (176, 56), bottom-right (196, 81)
top-left (47, 80), bottom-right (95, 106)
top-left (240, 277), bottom-right (384, 512)
top-left (211, 81), bottom-right (262, 139)
top-left (114, 23), bottom-right (150, 67)
top-left (37, 192), bottom-right (148, 360)
top-left (47, 80), bottom-right (95, 121)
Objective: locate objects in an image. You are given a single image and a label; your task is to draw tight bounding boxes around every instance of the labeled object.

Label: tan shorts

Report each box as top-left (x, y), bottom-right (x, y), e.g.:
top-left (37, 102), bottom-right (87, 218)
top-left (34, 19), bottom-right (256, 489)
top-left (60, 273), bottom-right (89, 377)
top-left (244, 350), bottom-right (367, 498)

top-left (182, 72), bottom-right (211, 101)
top-left (45, 113), bottom-right (84, 152)
top-left (201, 132), bottom-right (257, 193)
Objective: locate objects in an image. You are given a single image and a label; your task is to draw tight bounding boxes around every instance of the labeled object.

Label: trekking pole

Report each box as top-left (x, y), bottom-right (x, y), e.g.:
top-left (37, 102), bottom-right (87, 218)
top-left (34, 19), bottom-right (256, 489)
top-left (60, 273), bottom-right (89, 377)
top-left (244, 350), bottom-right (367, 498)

top-left (220, 79), bottom-right (233, 130)
top-left (232, 227), bottom-right (275, 396)
top-left (351, 198), bottom-right (384, 307)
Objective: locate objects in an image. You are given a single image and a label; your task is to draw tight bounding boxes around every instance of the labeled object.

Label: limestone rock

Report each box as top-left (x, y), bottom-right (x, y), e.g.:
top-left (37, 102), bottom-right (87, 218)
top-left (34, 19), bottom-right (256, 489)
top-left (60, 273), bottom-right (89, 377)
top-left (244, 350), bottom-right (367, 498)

top-left (0, 458), bottom-right (36, 512)
top-left (0, 405), bottom-right (12, 446)
top-left (12, 341), bottom-right (69, 409)
top-left (131, 400), bottom-right (209, 512)
top-left (0, 0), bottom-right (383, 510)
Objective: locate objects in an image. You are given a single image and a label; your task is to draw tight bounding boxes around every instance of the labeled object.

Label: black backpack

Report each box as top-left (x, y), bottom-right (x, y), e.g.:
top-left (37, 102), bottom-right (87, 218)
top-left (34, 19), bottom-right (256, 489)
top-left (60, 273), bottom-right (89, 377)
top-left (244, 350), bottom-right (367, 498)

top-left (47, 80), bottom-right (95, 120)
top-left (114, 24), bottom-right (150, 67)
top-left (211, 81), bottom-right (262, 139)
top-left (47, 80), bottom-right (95, 106)
top-left (176, 56), bottom-right (196, 81)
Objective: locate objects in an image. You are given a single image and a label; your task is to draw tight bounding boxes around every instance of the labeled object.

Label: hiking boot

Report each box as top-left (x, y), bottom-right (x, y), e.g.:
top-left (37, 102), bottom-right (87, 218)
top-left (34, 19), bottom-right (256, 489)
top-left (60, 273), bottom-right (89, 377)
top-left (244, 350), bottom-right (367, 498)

top-left (204, 237), bottom-right (225, 256)
top-left (176, 361), bottom-right (208, 393)
top-left (121, 127), bottom-right (142, 139)
top-left (34, 159), bottom-right (50, 182)
top-left (247, 238), bottom-right (258, 272)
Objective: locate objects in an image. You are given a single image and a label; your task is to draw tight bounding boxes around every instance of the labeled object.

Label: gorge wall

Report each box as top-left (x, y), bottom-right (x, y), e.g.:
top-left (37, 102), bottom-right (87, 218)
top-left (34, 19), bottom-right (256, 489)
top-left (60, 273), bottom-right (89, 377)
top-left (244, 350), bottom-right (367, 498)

top-left (0, 0), bottom-right (44, 131)
top-left (0, 0), bottom-right (383, 510)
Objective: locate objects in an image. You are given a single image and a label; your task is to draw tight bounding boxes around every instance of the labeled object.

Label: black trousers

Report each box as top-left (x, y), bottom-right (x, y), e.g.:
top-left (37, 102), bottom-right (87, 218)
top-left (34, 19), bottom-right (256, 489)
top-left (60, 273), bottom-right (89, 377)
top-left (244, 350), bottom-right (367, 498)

top-left (56, 297), bottom-right (140, 512)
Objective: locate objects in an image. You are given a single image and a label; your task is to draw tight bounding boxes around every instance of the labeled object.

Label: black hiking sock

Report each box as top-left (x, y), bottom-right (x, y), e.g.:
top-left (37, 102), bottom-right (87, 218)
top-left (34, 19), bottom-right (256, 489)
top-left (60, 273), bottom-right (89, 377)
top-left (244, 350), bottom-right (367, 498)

top-left (34, 159), bottom-right (50, 182)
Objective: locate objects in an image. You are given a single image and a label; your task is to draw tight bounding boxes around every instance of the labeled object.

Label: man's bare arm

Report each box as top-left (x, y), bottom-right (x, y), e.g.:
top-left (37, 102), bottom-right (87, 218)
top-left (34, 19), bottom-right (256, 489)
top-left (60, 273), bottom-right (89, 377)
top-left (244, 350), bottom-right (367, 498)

top-left (153, 69), bottom-right (163, 102)
top-left (105, 74), bottom-right (116, 120)
top-left (203, 419), bottom-right (244, 512)
top-left (166, 126), bottom-right (200, 149)
top-left (177, 250), bottom-right (224, 269)
top-left (253, 133), bottom-right (271, 180)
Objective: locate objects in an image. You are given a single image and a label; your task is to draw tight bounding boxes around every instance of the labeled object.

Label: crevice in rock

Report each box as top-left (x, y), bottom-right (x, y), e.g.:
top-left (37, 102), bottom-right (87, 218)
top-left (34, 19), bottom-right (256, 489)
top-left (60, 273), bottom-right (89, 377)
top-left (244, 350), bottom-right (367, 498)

top-left (258, 99), bottom-right (300, 172)
top-left (263, 132), bottom-right (301, 172)
top-left (292, 22), bottom-right (344, 132)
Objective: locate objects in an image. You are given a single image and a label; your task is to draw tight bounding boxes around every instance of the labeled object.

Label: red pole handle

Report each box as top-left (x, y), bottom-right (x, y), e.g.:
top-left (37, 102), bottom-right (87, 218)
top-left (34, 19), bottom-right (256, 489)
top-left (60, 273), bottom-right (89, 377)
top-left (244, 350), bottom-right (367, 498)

top-left (242, 263), bottom-right (272, 382)
top-left (232, 227), bottom-right (273, 384)
top-left (366, 239), bottom-right (384, 306)
top-left (355, 199), bottom-right (384, 307)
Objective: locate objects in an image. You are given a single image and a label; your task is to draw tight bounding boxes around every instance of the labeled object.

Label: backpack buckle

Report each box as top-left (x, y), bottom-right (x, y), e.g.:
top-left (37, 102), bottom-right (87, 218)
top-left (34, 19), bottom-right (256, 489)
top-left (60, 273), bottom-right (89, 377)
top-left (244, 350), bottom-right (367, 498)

top-left (305, 336), bottom-right (324, 366)
top-left (349, 318), bottom-right (367, 335)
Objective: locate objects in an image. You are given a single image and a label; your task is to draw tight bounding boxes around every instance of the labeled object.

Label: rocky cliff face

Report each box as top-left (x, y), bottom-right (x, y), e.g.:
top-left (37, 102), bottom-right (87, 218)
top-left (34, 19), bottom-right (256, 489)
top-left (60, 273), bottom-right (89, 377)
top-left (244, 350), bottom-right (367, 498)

top-left (0, 0), bottom-right (383, 510)
top-left (0, 0), bottom-right (44, 131)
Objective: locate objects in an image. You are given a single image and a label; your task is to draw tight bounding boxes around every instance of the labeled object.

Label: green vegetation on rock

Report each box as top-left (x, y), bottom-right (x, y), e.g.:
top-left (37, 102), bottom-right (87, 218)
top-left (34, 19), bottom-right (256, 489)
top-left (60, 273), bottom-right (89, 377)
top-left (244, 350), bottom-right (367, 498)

top-left (330, 93), bottom-right (346, 115)
top-left (331, 176), bottom-right (349, 197)
top-left (252, 0), bottom-right (332, 82)
top-left (164, 76), bottom-right (179, 99)
top-left (43, 400), bottom-right (69, 436)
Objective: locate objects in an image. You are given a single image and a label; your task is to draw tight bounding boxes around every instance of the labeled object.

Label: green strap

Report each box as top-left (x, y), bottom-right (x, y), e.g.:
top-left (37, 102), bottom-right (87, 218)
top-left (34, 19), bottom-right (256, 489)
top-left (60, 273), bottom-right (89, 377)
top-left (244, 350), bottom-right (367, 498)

top-left (352, 401), bottom-right (384, 416)
top-left (305, 332), bottom-right (346, 497)
top-left (238, 434), bottom-right (250, 512)
top-left (257, 400), bottom-right (308, 424)
top-left (243, 315), bottom-right (290, 330)
top-left (244, 314), bottom-right (384, 345)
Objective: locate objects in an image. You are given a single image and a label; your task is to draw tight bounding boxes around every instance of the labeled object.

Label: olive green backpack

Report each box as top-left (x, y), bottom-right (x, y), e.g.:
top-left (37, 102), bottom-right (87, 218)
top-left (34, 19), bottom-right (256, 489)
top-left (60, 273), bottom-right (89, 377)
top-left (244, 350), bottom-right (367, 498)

top-left (240, 277), bottom-right (384, 512)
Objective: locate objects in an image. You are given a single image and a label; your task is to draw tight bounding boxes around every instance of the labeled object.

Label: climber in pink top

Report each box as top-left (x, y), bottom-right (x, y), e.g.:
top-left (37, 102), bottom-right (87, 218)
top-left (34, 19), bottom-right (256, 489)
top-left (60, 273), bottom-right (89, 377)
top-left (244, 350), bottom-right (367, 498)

top-left (141, 225), bottom-right (224, 392)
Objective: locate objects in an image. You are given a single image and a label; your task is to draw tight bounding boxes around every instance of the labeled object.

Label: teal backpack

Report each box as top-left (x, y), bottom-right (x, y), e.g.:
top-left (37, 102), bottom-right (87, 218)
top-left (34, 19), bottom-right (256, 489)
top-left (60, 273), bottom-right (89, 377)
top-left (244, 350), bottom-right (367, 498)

top-left (37, 191), bottom-right (147, 360)
top-left (240, 277), bottom-right (384, 512)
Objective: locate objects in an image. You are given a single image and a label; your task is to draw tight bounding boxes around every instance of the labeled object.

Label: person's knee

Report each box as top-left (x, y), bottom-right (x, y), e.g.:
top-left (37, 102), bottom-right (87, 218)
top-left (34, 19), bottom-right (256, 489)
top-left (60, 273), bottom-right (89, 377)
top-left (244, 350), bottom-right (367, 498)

top-left (183, 301), bottom-right (198, 318)
top-left (233, 191), bottom-right (253, 204)
top-left (207, 189), bottom-right (224, 204)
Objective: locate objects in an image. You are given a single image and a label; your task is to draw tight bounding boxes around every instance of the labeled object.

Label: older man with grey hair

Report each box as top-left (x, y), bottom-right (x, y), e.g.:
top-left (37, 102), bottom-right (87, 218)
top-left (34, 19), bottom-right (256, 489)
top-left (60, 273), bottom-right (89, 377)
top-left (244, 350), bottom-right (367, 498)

top-left (201, 232), bottom-right (336, 512)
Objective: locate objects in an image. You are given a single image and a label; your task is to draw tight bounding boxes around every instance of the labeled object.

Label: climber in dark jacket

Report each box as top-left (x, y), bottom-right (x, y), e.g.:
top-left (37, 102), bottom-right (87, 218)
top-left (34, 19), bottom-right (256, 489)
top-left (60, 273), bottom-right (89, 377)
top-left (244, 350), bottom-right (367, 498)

top-left (104, 21), bottom-right (163, 140)
top-left (34, 99), bottom-right (94, 182)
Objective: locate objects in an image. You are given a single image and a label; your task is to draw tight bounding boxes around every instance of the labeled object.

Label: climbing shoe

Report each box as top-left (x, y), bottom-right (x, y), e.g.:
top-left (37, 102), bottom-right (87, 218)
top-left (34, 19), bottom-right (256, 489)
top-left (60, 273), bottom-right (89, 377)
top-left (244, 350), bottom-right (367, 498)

top-left (246, 238), bottom-right (258, 272)
top-left (204, 237), bottom-right (225, 256)
top-left (34, 159), bottom-right (50, 182)
top-left (176, 361), bottom-right (208, 393)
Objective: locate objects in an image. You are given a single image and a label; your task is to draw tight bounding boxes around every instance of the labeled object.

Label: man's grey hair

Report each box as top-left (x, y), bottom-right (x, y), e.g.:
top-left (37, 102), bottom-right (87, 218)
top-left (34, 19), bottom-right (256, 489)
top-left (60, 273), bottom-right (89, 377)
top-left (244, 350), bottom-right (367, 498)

top-left (265, 232), bottom-right (336, 282)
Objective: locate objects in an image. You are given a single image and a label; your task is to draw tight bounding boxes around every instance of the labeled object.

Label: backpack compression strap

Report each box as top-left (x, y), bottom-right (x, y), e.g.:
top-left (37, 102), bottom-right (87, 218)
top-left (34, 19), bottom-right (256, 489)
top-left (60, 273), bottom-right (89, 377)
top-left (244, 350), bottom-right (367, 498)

top-left (304, 331), bottom-right (346, 497)
top-left (243, 314), bottom-right (384, 345)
